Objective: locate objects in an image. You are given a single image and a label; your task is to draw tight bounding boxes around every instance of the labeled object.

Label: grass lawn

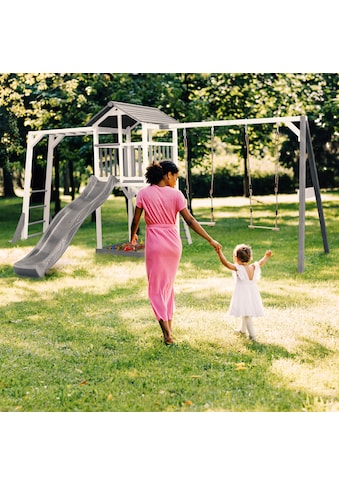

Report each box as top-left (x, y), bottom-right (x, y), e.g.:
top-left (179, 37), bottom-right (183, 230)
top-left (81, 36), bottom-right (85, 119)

top-left (0, 191), bottom-right (338, 412)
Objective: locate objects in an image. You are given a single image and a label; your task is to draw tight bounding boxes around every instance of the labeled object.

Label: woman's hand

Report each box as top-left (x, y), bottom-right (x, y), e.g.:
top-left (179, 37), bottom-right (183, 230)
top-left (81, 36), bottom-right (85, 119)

top-left (130, 206), bottom-right (143, 246)
top-left (130, 234), bottom-right (138, 246)
top-left (209, 239), bottom-right (222, 252)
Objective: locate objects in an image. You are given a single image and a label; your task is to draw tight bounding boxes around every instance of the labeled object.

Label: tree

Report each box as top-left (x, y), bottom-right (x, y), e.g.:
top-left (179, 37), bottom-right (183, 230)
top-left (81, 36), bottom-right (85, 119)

top-left (205, 73), bottom-right (339, 192)
top-left (0, 74), bottom-right (28, 197)
top-left (1, 73), bottom-right (338, 203)
top-left (279, 73), bottom-right (339, 187)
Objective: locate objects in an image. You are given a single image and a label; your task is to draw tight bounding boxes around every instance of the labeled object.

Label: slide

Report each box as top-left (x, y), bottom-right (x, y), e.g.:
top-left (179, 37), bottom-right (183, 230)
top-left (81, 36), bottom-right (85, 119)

top-left (14, 175), bottom-right (117, 278)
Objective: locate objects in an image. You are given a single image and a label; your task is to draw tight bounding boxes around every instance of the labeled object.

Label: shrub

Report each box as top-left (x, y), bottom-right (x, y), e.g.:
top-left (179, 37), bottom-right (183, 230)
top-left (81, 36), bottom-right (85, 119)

top-left (179, 168), bottom-right (295, 198)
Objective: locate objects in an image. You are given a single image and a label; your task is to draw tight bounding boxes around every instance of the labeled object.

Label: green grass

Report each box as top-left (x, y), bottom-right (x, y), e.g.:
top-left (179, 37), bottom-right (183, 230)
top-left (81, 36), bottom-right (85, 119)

top-left (0, 192), bottom-right (338, 411)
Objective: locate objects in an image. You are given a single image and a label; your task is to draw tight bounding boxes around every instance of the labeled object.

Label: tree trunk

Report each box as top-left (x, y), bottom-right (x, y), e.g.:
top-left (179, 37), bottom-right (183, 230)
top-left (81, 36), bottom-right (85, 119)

top-left (63, 160), bottom-right (75, 200)
top-left (31, 161), bottom-right (46, 204)
top-left (3, 165), bottom-right (16, 197)
top-left (69, 160), bottom-right (75, 200)
top-left (185, 134), bottom-right (194, 215)
top-left (242, 132), bottom-right (249, 198)
top-left (243, 152), bottom-right (249, 197)
top-left (53, 151), bottom-right (61, 215)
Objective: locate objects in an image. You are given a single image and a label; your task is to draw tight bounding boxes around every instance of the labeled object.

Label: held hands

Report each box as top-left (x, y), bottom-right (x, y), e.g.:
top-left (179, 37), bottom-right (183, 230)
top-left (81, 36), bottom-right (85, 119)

top-left (209, 239), bottom-right (222, 252)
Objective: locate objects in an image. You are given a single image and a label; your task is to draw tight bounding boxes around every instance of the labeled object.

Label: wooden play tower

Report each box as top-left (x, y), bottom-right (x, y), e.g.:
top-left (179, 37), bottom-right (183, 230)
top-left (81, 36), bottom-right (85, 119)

top-left (13, 101), bottom-right (178, 247)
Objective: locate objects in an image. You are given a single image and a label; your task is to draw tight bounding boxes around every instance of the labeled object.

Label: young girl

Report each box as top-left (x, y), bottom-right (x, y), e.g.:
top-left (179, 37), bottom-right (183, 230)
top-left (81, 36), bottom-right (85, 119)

top-left (216, 244), bottom-right (272, 341)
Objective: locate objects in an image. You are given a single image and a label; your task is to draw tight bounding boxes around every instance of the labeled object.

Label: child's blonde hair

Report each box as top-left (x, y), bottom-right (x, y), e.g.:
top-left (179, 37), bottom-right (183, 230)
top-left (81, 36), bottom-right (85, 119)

top-left (234, 244), bottom-right (252, 263)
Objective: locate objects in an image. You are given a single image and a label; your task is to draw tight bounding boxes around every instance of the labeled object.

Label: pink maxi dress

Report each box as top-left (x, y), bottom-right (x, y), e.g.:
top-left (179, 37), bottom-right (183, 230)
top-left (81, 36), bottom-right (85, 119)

top-left (136, 185), bottom-right (187, 322)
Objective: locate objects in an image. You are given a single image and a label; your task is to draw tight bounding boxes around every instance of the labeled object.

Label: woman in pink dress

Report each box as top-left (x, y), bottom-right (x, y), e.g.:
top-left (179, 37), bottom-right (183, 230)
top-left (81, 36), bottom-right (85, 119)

top-left (130, 160), bottom-right (221, 345)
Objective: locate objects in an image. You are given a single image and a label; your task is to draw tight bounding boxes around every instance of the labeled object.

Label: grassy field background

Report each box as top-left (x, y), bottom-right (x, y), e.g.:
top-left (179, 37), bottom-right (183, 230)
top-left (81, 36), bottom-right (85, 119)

top-left (0, 191), bottom-right (338, 412)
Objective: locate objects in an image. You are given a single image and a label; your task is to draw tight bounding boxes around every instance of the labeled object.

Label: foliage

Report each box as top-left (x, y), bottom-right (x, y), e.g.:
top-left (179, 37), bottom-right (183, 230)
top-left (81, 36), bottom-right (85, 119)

top-left (0, 73), bottom-right (338, 198)
top-left (181, 170), bottom-right (294, 198)
top-left (0, 193), bottom-right (338, 412)
top-left (278, 74), bottom-right (339, 185)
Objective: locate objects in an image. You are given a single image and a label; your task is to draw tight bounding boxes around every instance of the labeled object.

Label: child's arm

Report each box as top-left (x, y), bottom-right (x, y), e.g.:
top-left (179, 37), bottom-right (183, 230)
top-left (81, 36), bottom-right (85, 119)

top-left (258, 249), bottom-right (273, 266)
top-left (217, 248), bottom-right (236, 271)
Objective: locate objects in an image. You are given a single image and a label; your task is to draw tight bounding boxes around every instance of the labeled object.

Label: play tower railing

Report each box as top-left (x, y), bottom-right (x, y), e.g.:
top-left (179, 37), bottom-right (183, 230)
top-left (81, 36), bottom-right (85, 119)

top-left (98, 142), bottom-right (174, 181)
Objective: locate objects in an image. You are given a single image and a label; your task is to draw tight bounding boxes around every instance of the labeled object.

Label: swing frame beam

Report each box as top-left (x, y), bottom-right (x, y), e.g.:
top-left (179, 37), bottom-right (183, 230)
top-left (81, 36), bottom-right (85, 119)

top-left (164, 115), bottom-right (329, 273)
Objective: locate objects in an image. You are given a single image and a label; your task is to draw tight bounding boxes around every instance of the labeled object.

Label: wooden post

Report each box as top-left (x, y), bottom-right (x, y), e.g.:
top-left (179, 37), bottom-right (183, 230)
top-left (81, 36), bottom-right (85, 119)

top-left (93, 127), bottom-right (103, 249)
top-left (45, 134), bottom-right (64, 231)
top-left (21, 133), bottom-right (44, 239)
top-left (298, 116), bottom-right (307, 273)
top-left (305, 120), bottom-right (329, 254)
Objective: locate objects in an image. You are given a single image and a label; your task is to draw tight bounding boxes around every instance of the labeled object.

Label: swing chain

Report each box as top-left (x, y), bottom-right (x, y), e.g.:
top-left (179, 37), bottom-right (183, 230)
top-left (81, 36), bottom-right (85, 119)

top-left (209, 126), bottom-right (215, 223)
top-left (273, 123), bottom-right (280, 226)
top-left (274, 123), bottom-right (280, 196)
top-left (183, 128), bottom-right (190, 202)
top-left (245, 125), bottom-right (254, 224)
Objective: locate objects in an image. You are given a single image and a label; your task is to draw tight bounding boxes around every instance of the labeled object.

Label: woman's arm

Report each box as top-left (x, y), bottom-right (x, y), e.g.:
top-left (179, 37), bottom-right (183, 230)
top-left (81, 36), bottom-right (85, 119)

top-left (217, 249), bottom-right (236, 271)
top-left (180, 207), bottom-right (221, 251)
top-left (130, 206), bottom-right (143, 245)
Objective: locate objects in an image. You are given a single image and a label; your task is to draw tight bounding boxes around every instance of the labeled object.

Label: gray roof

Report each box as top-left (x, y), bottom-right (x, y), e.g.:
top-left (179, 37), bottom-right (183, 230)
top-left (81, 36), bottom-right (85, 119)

top-left (86, 101), bottom-right (177, 129)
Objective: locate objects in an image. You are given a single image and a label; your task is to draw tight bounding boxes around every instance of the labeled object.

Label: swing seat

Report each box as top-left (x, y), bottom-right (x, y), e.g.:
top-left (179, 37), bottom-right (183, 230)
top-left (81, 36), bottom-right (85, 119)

top-left (199, 221), bottom-right (216, 226)
top-left (248, 224), bottom-right (279, 231)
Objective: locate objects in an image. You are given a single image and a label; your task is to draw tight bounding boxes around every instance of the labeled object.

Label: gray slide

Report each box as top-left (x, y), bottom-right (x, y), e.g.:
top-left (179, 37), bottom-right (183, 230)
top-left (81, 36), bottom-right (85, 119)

top-left (14, 175), bottom-right (117, 278)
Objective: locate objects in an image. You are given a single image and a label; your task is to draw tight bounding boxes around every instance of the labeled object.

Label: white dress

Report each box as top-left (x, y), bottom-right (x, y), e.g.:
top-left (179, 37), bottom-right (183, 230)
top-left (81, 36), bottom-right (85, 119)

top-left (228, 262), bottom-right (264, 317)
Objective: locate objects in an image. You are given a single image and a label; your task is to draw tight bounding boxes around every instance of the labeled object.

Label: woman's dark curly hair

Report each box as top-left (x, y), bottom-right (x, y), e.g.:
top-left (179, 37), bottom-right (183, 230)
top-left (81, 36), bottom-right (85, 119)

top-left (145, 160), bottom-right (179, 185)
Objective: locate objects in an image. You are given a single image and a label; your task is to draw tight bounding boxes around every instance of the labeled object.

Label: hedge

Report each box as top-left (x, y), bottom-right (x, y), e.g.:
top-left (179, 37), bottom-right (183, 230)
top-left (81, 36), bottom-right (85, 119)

top-left (179, 168), bottom-right (295, 198)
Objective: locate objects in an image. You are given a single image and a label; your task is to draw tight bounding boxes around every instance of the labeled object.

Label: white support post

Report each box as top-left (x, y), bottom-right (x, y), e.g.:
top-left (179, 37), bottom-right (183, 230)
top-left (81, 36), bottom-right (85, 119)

top-left (44, 135), bottom-right (54, 232)
top-left (44, 134), bottom-right (64, 233)
top-left (142, 124), bottom-right (149, 170)
top-left (298, 116), bottom-right (307, 273)
top-left (126, 127), bottom-right (132, 176)
top-left (22, 134), bottom-right (34, 239)
top-left (93, 127), bottom-right (103, 249)
top-left (93, 127), bottom-right (101, 178)
top-left (172, 128), bottom-right (178, 165)
top-left (148, 128), bottom-right (153, 163)
top-left (171, 127), bottom-right (181, 235)
top-left (127, 187), bottom-right (134, 241)
top-left (125, 128), bottom-right (133, 240)
top-left (118, 114), bottom-right (124, 182)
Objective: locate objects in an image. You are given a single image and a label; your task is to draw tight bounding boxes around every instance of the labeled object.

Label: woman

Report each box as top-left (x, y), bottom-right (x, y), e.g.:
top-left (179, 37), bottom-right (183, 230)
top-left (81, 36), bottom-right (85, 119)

top-left (130, 160), bottom-right (221, 345)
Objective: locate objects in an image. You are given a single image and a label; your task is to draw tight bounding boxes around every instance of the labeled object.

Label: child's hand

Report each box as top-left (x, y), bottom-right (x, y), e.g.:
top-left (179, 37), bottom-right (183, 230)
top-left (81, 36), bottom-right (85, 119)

top-left (266, 250), bottom-right (273, 257)
top-left (210, 239), bottom-right (222, 252)
top-left (215, 245), bottom-right (222, 254)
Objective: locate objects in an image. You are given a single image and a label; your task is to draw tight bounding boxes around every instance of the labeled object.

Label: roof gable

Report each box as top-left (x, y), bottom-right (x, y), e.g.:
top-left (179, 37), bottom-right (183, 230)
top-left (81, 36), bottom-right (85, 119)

top-left (86, 101), bottom-right (177, 129)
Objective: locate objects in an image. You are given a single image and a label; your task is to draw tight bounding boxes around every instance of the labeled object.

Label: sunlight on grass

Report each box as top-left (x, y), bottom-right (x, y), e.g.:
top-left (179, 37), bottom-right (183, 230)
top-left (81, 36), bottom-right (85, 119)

top-left (271, 358), bottom-right (339, 409)
top-left (0, 193), bottom-right (338, 411)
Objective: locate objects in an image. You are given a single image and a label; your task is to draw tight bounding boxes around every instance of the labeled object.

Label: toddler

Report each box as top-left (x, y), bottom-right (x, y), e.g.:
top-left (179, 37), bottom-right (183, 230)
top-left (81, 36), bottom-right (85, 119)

top-left (217, 244), bottom-right (272, 341)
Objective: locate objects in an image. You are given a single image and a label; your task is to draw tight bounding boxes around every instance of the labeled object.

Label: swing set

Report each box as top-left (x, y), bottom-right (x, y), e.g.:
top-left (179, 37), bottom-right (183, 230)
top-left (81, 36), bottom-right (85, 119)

top-left (166, 115), bottom-right (329, 273)
top-left (183, 119), bottom-right (282, 230)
